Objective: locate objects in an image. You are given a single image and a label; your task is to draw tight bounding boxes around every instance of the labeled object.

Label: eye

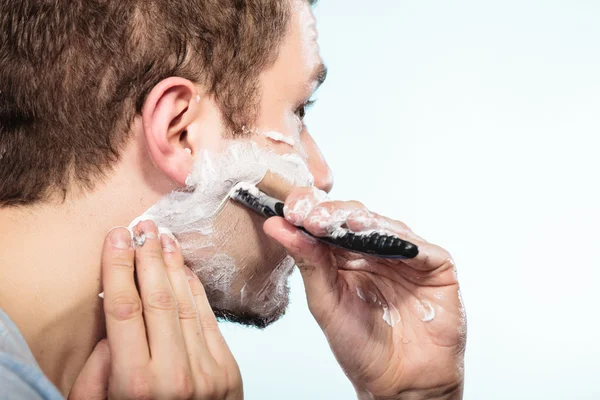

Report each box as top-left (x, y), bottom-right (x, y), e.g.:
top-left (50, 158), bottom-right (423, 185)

top-left (295, 99), bottom-right (316, 121)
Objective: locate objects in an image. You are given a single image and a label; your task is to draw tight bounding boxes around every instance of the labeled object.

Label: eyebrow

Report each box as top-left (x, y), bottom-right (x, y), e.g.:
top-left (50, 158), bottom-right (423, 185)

top-left (311, 62), bottom-right (328, 90)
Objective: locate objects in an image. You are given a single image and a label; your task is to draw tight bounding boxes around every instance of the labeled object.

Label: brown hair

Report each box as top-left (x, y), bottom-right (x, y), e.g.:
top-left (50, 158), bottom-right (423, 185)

top-left (0, 0), bottom-right (309, 206)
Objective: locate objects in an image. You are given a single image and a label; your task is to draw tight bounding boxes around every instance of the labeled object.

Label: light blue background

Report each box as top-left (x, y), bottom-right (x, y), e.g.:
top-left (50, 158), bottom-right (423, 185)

top-left (221, 1), bottom-right (600, 399)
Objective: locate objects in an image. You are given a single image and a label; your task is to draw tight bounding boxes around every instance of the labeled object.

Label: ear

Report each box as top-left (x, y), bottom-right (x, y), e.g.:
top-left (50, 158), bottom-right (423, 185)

top-left (141, 77), bottom-right (201, 186)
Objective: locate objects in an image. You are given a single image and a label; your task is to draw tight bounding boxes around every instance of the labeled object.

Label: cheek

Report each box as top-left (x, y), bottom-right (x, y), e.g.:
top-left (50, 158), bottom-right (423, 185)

top-left (213, 202), bottom-right (288, 272)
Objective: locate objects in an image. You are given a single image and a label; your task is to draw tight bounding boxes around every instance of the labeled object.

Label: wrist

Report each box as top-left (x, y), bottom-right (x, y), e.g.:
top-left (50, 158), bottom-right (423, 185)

top-left (356, 381), bottom-right (464, 400)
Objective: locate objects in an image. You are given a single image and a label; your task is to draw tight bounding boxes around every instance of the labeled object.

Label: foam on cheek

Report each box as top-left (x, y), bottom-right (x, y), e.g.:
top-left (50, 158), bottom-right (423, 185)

top-left (262, 131), bottom-right (296, 147)
top-left (130, 139), bottom-right (313, 235)
top-left (128, 139), bottom-right (314, 307)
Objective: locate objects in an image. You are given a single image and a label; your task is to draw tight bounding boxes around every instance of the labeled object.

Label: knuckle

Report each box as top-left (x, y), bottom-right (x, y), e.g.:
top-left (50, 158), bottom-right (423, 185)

top-left (196, 375), bottom-right (229, 399)
top-left (442, 254), bottom-right (457, 274)
top-left (347, 200), bottom-right (365, 209)
top-left (296, 259), bottom-right (316, 276)
top-left (109, 256), bottom-right (134, 270)
top-left (123, 371), bottom-right (151, 400)
top-left (170, 369), bottom-right (194, 399)
top-left (144, 290), bottom-right (177, 312)
top-left (228, 376), bottom-right (243, 397)
top-left (435, 246), bottom-right (454, 267)
top-left (194, 375), bottom-right (216, 398)
top-left (305, 207), bottom-right (330, 232)
top-left (199, 316), bottom-right (219, 332)
top-left (225, 362), bottom-right (243, 391)
top-left (188, 280), bottom-right (206, 298)
top-left (229, 372), bottom-right (243, 392)
top-left (348, 208), bottom-right (369, 218)
top-left (177, 301), bottom-right (199, 320)
top-left (396, 220), bottom-right (409, 230)
top-left (107, 294), bottom-right (142, 321)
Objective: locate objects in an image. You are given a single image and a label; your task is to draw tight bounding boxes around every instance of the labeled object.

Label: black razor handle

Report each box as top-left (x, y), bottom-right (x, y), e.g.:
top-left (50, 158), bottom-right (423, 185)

top-left (268, 202), bottom-right (419, 259)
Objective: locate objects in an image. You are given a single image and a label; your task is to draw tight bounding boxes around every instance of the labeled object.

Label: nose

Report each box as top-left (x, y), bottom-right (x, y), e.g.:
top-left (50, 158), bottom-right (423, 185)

top-left (301, 131), bottom-right (334, 193)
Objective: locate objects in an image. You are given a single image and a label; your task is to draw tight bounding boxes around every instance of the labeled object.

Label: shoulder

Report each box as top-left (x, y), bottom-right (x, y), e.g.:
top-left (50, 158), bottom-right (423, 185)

top-left (0, 309), bottom-right (64, 400)
top-left (0, 309), bottom-right (36, 364)
top-left (0, 361), bottom-right (63, 400)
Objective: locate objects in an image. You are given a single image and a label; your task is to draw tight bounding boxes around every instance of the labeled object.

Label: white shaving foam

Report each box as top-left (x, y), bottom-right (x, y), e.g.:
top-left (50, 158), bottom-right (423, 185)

top-left (229, 181), bottom-right (262, 199)
top-left (382, 303), bottom-right (401, 327)
top-left (262, 131), bottom-right (296, 147)
top-left (356, 287), bottom-right (367, 302)
top-left (285, 186), bottom-right (329, 224)
top-left (356, 286), bottom-right (401, 328)
top-left (416, 298), bottom-right (436, 322)
top-left (128, 138), bottom-right (314, 316)
top-left (130, 139), bottom-right (313, 236)
top-left (300, 204), bottom-right (397, 242)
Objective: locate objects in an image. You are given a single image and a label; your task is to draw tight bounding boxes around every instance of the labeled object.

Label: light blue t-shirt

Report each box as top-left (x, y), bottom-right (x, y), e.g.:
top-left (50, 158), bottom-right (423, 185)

top-left (0, 308), bottom-right (64, 400)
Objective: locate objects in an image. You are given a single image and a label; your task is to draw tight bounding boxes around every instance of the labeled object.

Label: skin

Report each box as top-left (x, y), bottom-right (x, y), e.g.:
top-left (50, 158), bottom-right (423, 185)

top-left (0, 0), bottom-right (329, 393)
top-left (264, 189), bottom-right (466, 399)
top-left (0, 0), bottom-right (465, 398)
top-left (164, 0), bottom-right (332, 327)
top-left (69, 221), bottom-right (243, 399)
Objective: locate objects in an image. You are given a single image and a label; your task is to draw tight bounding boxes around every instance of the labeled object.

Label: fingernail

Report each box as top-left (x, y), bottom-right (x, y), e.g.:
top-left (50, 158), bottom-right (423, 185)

top-left (160, 233), bottom-right (178, 253)
top-left (109, 227), bottom-right (131, 249)
top-left (135, 220), bottom-right (158, 240)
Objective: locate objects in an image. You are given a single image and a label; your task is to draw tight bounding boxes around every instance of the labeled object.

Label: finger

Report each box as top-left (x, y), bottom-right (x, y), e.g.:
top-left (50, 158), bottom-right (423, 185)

top-left (402, 240), bottom-right (457, 277)
top-left (133, 221), bottom-right (187, 365)
top-left (302, 200), bottom-right (364, 237)
top-left (102, 227), bottom-right (149, 369)
top-left (282, 186), bottom-right (329, 226)
top-left (160, 232), bottom-right (213, 366)
top-left (356, 212), bottom-right (451, 272)
top-left (68, 339), bottom-right (110, 400)
top-left (351, 212), bottom-right (456, 276)
top-left (345, 209), bottom-right (381, 233)
top-left (185, 266), bottom-right (233, 365)
top-left (263, 218), bottom-right (339, 314)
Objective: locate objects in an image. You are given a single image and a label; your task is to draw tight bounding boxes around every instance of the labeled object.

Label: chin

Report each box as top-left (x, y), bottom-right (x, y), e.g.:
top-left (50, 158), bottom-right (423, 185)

top-left (213, 290), bottom-right (290, 329)
top-left (212, 255), bottom-right (295, 329)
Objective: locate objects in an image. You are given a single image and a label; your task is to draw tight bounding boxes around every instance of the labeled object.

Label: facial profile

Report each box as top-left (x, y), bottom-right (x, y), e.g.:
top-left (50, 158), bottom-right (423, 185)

top-left (131, 0), bottom-right (331, 328)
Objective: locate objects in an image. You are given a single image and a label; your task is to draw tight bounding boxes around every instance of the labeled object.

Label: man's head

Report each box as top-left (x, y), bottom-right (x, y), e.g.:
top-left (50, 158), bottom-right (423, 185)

top-left (0, 0), bottom-right (331, 327)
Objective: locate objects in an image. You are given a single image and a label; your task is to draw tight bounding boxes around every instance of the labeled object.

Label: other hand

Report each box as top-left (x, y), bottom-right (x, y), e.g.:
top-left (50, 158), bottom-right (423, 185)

top-left (70, 221), bottom-right (243, 400)
top-left (264, 188), bottom-right (466, 400)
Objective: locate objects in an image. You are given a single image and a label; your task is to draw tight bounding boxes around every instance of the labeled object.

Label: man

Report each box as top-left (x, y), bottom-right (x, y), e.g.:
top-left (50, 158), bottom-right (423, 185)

top-left (0, 0), bottom-right (466, 399)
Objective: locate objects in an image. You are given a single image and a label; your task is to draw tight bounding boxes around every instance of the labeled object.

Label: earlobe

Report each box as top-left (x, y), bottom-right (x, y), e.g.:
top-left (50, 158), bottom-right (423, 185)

top-left (141, 78), bottom-right (199, 186)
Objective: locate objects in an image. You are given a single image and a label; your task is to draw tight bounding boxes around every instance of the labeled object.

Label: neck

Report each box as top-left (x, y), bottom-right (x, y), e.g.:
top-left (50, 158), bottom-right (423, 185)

top-left (0, 202), bottom-right (111, 393)
top-left (0, 169), bottom-right (171, 395)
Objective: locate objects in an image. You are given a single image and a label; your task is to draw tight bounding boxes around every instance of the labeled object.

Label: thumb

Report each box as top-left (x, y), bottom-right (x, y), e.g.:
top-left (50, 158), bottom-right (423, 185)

top-left (68, 339), bottom-right (111, 400)
top-left (263, 217), bottom-right (339, 312)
